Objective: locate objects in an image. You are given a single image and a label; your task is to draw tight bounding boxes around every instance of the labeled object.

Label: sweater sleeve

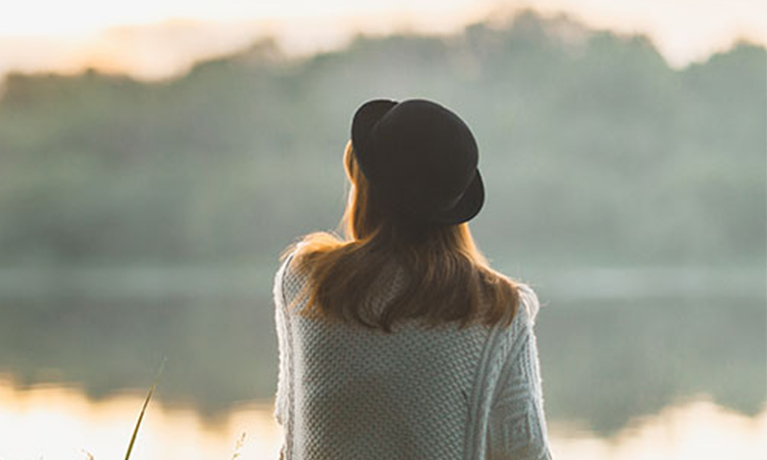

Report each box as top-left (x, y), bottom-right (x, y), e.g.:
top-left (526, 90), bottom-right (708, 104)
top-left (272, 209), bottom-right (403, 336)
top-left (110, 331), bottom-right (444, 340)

top-left (486, 285), bottom-right (553, 460)
top-left (273, 252), bottom-right (295, 427)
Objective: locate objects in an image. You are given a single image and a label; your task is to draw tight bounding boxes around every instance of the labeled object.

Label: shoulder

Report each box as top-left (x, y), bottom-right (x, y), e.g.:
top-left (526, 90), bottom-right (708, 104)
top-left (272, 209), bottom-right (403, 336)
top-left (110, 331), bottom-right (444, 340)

top-left (273, 242), bottom-right (311, 308)
top-left (513, 282), bottom-right (541, 327)
top-left (517, 282), bottom-right (541, 319)
top-left (275, 241), bottom-right (309, 278)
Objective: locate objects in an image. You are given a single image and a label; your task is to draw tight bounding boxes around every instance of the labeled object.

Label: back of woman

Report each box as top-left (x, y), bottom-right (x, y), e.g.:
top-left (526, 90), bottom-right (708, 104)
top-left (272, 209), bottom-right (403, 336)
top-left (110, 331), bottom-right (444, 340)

top-left (272, 99), bottom-right (553, 460)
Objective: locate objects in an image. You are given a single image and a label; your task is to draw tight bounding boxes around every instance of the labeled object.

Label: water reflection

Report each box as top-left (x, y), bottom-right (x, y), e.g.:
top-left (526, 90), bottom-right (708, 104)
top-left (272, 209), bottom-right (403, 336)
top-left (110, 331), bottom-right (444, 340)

top-left (2, 291), bottom-right (764, 433)
top-left (550, 398), bottom-right (767, 460)
top-left (0, 380), bottom-right (282, 460)
top-left (1, 380), bottom-right (765, 460)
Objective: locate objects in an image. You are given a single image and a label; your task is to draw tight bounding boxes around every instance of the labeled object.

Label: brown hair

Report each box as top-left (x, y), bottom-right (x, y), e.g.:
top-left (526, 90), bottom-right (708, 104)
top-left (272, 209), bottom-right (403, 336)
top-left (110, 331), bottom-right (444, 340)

top-left (280, 140), bottom-right (519, 332)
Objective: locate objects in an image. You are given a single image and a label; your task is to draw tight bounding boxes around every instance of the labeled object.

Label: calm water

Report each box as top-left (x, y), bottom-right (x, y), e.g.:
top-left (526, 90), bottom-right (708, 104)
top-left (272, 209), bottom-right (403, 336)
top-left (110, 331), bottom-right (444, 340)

top-left (0, 267), bottom-right (764, 459)
top-left (0, 379), bottom-right (764, 460)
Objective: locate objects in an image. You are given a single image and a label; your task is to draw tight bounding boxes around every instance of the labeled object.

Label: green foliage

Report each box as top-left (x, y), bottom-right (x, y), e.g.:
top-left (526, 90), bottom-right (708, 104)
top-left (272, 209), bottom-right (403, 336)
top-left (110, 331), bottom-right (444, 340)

top-left (0, 11), bottom-right (764, 267)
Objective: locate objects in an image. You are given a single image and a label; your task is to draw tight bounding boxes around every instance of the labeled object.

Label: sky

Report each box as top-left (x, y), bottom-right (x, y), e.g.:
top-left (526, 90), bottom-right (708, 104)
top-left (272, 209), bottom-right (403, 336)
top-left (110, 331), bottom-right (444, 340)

top-left (0, 0), bottom-right (765, 80)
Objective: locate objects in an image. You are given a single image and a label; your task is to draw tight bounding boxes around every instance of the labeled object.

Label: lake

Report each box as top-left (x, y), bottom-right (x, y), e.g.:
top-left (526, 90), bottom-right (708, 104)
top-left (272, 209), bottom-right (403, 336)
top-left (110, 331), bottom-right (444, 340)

top-left (0, 266), bottom-right (764, 459)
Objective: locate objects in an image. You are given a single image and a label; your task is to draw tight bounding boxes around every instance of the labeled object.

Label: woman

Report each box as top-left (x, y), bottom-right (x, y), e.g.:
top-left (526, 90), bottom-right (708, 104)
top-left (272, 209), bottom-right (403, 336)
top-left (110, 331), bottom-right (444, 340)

top-left (273, 99), bottom-right (553, 460)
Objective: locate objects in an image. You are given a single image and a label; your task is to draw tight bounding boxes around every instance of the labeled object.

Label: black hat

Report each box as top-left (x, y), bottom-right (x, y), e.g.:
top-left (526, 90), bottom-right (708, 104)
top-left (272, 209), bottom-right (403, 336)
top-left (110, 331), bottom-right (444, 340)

top-left (351, 98), bottom-right (485, 225)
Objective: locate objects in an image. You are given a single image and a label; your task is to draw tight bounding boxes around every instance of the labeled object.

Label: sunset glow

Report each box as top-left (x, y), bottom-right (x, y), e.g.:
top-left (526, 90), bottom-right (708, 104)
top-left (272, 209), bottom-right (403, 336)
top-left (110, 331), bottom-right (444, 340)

top-left (1, 379), bottom-right (765, 460)
top-left (0, 0), bottom-right (765, 79)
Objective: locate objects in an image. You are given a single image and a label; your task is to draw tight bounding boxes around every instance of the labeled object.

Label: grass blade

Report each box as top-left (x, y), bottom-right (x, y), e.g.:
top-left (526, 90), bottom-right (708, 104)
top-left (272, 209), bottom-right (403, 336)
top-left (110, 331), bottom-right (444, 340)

top-left (124, 357), bottom-right (167, 460)
top-left (230, 432), bottom-right (246, 459)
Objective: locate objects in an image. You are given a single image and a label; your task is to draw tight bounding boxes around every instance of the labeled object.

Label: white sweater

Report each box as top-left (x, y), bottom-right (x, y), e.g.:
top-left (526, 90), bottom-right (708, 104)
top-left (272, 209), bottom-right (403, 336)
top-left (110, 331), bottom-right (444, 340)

top-left (273, 249), bottom-right (554, 460)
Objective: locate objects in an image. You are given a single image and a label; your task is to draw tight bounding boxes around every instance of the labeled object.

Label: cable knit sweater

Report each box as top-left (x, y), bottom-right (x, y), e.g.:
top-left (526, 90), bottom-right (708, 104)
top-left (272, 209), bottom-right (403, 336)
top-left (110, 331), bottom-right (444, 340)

top-left (272, 248), bottom-right (553, 460)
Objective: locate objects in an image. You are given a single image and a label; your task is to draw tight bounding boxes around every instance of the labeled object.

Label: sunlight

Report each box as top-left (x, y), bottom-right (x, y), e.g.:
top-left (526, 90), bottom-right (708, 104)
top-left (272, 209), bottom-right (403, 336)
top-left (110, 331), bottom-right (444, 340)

top-left (0, 0), bottom-right (764, 76)
top-left (0, 379), bottom-right (282, 460)
top-left (1, 0), bottom-right (479, 36)
top-left (548, 398), bottom-right (767, 460)
top-left (1, 379), bottom-right (764, 460)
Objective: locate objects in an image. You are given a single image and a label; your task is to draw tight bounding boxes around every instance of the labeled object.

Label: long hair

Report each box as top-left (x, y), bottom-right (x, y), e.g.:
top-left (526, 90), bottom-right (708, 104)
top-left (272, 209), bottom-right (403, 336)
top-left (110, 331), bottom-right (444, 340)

top-left (280, 140), bottom-right (520, 332)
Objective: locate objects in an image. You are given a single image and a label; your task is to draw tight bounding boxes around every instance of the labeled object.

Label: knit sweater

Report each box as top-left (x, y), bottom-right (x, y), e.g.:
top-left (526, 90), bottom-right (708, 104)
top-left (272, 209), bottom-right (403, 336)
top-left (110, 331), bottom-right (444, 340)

top-left (273, 248), bottom-right (554, 460)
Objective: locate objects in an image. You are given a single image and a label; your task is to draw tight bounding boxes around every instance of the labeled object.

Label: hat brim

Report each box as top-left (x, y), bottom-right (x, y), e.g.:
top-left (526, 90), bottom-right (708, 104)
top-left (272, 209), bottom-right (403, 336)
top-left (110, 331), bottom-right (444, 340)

top-left (351, 99), bottom-right (398, 180)
top-left (427, 169), bottom-right (485, 225)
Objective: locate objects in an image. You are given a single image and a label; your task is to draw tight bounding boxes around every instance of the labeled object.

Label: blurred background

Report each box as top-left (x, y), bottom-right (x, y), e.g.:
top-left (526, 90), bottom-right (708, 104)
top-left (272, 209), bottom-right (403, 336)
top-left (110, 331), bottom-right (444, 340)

top-left (0, 1), bottom-right (765, 459)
